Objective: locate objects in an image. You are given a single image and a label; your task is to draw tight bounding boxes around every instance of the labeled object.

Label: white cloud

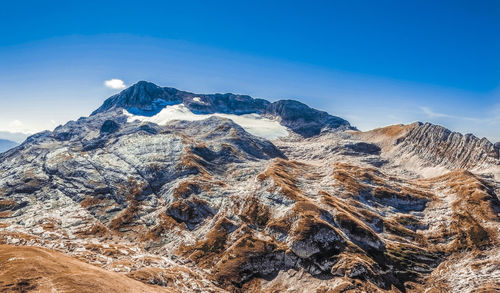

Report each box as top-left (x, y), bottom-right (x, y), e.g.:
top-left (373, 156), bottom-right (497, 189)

top-left (8, 120), bottom-right (24, 128)
top-left (0, 119), bottom-right (59, 135)
top-left (419, 106), bottom-right (484, 122)
top-left (104, 79), bottom-right (126, 90)
top-left (419, 106), bottom-right (451, 118)
top-left (4, 120), bottom-right (32, 134)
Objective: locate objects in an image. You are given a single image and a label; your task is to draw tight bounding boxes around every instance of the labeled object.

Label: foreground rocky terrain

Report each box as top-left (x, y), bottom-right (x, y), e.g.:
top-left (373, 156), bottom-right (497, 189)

top-left (0, 81), bottom-right (499, 292)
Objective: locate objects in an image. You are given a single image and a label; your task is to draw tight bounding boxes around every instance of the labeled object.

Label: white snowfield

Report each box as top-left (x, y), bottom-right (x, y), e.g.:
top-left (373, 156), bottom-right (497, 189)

top-left (124, 103), bottom-right (289, 140)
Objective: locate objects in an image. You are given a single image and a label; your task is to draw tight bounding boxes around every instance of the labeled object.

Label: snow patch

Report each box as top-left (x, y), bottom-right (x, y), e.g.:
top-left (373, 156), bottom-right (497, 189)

top-left (124, 104), bottom-right (289, 140)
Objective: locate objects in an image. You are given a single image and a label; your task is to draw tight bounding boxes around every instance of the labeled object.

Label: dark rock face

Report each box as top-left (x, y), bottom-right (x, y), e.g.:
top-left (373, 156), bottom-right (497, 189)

top-left (100, 120), bottom-right (120, 135)
top-left (91, 81), bottom-right (352, 137)
top-left (343, 142), bottom-right (381, 155)
top-left (290, 224), bottom-right (346, 259)
top-left (92, 81), bottom-right (183, 116)
top-left (166, 197), bottom-right (215, 230)
top-left (265, 100), bottom-right (351, 137)
top-left (186, 93), bottom-right (270, 115)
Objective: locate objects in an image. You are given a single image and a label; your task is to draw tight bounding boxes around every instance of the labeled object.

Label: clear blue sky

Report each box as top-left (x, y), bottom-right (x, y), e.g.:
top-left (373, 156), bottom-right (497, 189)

top-left (0, 0), bottom-right (499, 141)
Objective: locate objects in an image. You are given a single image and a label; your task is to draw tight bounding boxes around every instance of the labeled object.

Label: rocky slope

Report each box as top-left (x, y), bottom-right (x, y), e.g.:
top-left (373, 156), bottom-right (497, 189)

top-left (353, 123), bottom-right (500, 178)
top-left (0, 82), bottom-right (498, 293)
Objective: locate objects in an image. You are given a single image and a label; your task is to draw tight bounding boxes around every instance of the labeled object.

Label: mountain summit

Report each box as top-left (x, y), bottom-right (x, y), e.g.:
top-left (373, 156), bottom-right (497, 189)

top-left (92, 81), bottom-right (352, 137)
top-left (0, 82), bottom-right (499, 292)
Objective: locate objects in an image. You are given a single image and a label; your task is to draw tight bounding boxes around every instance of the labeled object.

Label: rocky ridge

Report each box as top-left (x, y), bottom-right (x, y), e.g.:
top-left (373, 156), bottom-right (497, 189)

top-left (92, 81), bottom-right (352, 137)
top-left (353, 122), bottom-right (500, 178)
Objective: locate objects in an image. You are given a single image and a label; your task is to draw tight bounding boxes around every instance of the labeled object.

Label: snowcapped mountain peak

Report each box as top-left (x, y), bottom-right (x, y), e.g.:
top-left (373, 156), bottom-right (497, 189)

top-left (92, 81), bottom-right (183, 116)
top-left (92, 81), bottom-right (352, 138)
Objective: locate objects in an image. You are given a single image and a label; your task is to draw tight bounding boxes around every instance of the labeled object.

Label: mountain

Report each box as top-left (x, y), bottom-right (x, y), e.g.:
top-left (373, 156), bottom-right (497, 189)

top-left (0, 81), bottom-right (498, 293)
top-left (0, 139), bottom-right (18, 153)
top-left (92, 81), bottom-right (352, 137)
top-left (0, 131), bottom-right (29, 144)
top-left (353, 122), bottom-right (500, 178)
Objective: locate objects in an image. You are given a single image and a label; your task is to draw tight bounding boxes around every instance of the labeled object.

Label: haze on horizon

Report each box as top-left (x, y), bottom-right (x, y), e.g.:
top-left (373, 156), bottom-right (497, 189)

top-left (0, 1), bottom-right (498, 142)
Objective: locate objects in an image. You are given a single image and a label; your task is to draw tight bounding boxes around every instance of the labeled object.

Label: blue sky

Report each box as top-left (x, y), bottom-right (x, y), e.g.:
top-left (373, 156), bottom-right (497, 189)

top-left (0, 0), bottom-right (499, 141)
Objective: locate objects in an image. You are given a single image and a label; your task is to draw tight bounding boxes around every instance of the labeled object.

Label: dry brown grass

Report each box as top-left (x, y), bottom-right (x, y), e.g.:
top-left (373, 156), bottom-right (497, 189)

top-left (332, 162), bottom-right (434, 205)
top-left (80, 196), bottom-right (103, 208)
top-left (240, 196), bottom-right (271, 227)
top-left (0, 245), bottom-right (174, 293)
top-left (173, 180), bottom-right (201, 199)
top-left (351, 123), bottom-right (419, 151)
top-left (258, 158), bottom-right (309, 201)
top-left (0, 199), bottom-right (23, 218)
top-left (109, 178), bottom-right (146, 230)
top-left (141, 213), bottom-right (181, 241)
top-left (332, 163), bottom-right (387, 196)
top-left (173, 176), bottom-right (225, 199)
top-left (421, 170), bottom-right (499, 251)
top-left (176, 147), bottom-right (211, 177)
top-left (127, 267), bottom-right (206, 289)
top-left (0, 211), bottom-right (12, 218)
top-left (470, 282), bottom-right (500, 293)
top-left (364, 123), bottom-right (416, 138)
top-left (75, 222), bottom-right (111, 238)
top-left (0, 231), bottom-right (41, 245)
top-left (179, 217), bottom-right (235, 268)
top-left (84, 242), bottom-right (133, 257)
top-left (212, 234), bottom-right (286, 289)
top-left (0, 199), bottom-right (18, 211)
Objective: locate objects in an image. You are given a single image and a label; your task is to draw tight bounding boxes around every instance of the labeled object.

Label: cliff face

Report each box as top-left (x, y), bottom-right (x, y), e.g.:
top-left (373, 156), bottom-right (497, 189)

top-left (0, 83), bottom-right (499, 293)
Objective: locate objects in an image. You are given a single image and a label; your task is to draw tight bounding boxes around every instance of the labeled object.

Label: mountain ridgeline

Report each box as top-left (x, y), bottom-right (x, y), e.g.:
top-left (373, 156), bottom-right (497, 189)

top-left (92, 81), bottom-right (352, 137)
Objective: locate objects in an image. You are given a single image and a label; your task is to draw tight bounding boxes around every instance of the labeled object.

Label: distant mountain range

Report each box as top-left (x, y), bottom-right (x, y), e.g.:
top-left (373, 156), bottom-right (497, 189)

top-left (0, 81), bottom-right (498, 292)
top-left (0, 131), bottom-right (28, 144)
top-left (0, 139), bottom-right (18, 153)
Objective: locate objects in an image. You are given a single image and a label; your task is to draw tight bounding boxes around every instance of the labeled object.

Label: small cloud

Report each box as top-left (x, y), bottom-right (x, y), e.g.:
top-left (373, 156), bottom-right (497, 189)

top-left (420, 106), bottom-right (485, 123)
top-left (5, 120), bottom-right (31, 134)
top-left (104, 79), bottom-right (126, 90)
top-left (9, 120), bottom-right (24, 128)
top-left (419, 106), bottom-right (451, 118)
